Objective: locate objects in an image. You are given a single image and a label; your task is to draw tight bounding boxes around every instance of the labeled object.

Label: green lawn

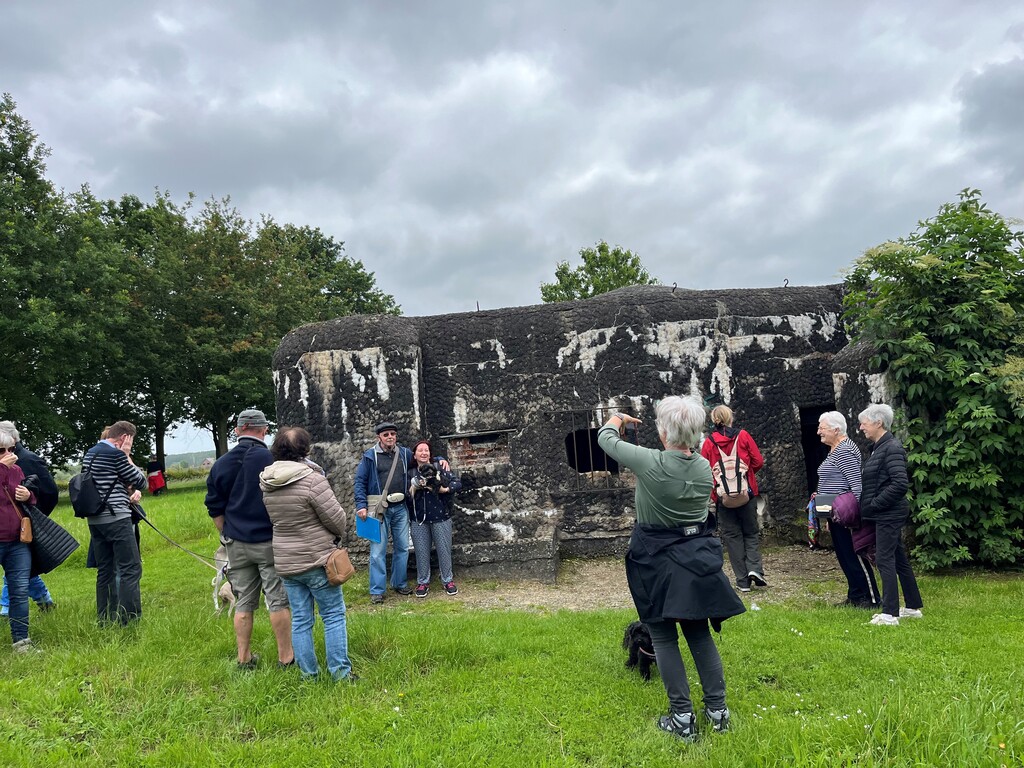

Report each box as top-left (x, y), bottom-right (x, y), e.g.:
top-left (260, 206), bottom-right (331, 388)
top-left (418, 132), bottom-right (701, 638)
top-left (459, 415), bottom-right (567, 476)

top-left (1, 486), bottom-right (1021, 767)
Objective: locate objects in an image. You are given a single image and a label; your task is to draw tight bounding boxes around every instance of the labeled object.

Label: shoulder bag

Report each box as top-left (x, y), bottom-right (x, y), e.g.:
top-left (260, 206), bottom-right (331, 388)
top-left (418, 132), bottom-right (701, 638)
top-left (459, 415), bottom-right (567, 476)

top-left (365, 450), bottom-right (402, 521)
top-left (4, 486), bottom-right (32, 543)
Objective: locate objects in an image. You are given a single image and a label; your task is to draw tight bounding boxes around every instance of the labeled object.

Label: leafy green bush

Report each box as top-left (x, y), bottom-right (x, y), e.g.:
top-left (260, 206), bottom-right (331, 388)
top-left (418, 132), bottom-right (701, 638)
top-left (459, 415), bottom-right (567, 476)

top-left (844, 189), bottom-right (1024, 569)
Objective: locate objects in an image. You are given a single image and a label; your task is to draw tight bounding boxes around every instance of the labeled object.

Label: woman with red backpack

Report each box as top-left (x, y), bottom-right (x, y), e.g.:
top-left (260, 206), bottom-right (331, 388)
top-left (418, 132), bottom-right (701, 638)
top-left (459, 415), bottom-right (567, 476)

top-left (701, 406), bottom-right (765, 592)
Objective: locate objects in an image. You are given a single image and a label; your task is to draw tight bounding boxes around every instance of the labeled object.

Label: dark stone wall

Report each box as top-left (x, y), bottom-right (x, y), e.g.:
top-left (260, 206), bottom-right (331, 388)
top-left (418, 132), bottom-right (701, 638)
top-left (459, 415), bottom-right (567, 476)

top-left (274, 283), bottom-right (864, 575)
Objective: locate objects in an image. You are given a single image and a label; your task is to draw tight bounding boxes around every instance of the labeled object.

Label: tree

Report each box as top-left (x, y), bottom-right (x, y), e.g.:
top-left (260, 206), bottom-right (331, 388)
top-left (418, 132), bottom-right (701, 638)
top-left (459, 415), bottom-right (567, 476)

top-left (540, 240), bottom-right (659, 302)
top-left (843, 189), bottom-right (1024, 569)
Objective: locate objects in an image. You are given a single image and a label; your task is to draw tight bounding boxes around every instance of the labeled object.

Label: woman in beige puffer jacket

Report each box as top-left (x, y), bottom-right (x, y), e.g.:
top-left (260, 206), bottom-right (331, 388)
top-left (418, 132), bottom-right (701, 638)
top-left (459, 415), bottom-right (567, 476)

top-left (260, 427), bottom-right (354, 681)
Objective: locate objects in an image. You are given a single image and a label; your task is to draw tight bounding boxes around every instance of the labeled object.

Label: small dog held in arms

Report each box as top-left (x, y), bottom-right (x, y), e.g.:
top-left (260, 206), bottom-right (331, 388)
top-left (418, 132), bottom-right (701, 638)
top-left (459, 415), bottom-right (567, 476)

top-left (212, 545), bottom-right (236, 616)
top-left (623, 620), bottom-right (657, 681)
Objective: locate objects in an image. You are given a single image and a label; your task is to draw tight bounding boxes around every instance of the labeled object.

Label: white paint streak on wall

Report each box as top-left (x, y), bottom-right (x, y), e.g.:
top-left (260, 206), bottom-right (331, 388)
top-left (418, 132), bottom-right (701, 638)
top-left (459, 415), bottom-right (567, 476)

top-left (832, 372), bottom-right (849, 402)
top-left (785, 315), bottom-right (816, 338)
top-left (407, 364), bottom-right (421, 429)
top-left (453, 392), bottom-right (470, 433)
top-left (659, 371), bottom-right (674, 383)
top-left (297, 366), bottom-right (309, 410)
top-left (709, 349), bottom-right (733, 404)
top-left (489, 522), bottom-right (516, 541)
top-left (689, 370), bottom-right (701, 397)
top-left (860, 372), bottom-right (892, 403)
top-left (299, 350), bottom-right (342, 421)
top-left (782, 358), bottom-right (805, 371)
top-left (726, 334), bottom-right (781, 354)
top-left (470, 339), bottom-right (509, 371)
top-left (644, 321), bottom-right (715, 369)
top-left (819, 312), bottom-right (840, 341)
top-left (556, 326), bottom-right (619, 371)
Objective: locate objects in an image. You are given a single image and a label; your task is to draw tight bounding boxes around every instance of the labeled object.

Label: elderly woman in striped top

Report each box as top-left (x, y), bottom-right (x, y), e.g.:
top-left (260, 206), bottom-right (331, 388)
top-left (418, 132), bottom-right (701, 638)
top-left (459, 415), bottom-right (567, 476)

top-left (815, 411), bottom-right (879, 609)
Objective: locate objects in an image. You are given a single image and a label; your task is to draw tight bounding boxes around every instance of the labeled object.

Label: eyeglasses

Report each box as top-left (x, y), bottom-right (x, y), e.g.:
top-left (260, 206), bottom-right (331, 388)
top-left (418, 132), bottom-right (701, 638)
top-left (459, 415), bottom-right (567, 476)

top-left (0, 447), bottom-right (11, 454)
top-left (380, 431), bottom-right (397, 438)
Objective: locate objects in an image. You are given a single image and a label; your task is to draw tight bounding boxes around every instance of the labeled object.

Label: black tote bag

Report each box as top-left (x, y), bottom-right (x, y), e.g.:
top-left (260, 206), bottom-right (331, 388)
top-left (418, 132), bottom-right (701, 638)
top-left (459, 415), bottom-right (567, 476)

top-left (25, 505), bottom-right (81, 577)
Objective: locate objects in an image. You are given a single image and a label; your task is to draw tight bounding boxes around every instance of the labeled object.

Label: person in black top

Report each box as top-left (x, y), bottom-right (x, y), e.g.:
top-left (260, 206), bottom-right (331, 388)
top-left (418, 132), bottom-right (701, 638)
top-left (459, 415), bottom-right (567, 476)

top-left (858, 404), bottom-right (923, 626)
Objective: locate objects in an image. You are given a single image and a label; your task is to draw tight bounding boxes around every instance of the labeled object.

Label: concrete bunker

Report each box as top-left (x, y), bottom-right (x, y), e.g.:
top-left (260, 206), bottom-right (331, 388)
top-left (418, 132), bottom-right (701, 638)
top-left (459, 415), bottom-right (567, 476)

top-left (273, 284), bottom-right (869, 580)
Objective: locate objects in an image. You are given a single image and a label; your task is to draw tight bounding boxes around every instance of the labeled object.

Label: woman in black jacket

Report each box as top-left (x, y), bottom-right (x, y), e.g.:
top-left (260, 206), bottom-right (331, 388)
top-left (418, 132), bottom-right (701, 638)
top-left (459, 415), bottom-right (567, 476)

top-left (857, 404), bottom-right (923, 626)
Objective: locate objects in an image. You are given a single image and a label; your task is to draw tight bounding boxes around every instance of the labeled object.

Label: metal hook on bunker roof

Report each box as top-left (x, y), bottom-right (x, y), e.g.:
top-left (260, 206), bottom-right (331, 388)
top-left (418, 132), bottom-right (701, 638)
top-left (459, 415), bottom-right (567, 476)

top-left (671, 282), bottom-right (677, 293)
top-left (783, 278), bottom-right (789, 288)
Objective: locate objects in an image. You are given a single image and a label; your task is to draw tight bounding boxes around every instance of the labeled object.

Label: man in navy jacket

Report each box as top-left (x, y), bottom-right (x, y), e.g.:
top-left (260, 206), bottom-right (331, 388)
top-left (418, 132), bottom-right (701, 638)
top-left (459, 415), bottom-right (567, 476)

top-left (205, 409), bottom-right (293, 669)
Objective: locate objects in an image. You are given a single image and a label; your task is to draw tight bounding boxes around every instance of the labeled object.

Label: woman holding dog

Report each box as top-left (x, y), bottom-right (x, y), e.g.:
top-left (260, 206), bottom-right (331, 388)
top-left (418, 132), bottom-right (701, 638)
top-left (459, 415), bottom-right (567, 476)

top-left (260, 427), bottom-right (355, 681)
top-left (407, 440), bottom-right (462, 598)
top-left (700, 405), bottom-right (765, 592)
top-left (598, 397), bottom-right (745, 743)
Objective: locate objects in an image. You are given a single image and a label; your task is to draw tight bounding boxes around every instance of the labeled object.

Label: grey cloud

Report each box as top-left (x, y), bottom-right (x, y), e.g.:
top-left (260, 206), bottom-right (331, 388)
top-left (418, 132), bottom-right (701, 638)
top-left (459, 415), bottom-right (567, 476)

top-left (5, 1), bottom-right (1024, 321)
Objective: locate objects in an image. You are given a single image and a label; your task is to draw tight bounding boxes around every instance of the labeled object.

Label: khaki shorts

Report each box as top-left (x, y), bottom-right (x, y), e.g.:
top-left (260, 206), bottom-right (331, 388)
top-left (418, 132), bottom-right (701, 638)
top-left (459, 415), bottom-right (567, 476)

top-left (225, 539), bottom-right (289, 613)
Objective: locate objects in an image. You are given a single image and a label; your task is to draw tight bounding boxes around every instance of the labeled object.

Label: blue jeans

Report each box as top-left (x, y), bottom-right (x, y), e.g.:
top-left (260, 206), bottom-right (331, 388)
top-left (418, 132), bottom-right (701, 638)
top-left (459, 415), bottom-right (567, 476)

top-left (368, 506), bottom-right (410, 595)
top-left (1, 575), bottom-right (52, 612)
top-left (282, 567), bottom-right (352, 680)
top-left (0, 541), bottom-right (31, 643)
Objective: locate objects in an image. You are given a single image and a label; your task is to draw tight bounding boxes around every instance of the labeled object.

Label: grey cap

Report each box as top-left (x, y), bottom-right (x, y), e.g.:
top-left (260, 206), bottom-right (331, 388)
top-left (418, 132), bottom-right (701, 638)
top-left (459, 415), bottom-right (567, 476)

top-left (374, 421), bottom-right (398, 435)
top-left (237, 409), bottom-right (269, 428)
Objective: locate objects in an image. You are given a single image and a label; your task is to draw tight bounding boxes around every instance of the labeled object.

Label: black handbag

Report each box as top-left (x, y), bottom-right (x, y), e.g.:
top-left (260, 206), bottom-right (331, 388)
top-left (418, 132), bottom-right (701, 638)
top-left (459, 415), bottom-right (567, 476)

top-left (25, 504), bottom-right (80, 577)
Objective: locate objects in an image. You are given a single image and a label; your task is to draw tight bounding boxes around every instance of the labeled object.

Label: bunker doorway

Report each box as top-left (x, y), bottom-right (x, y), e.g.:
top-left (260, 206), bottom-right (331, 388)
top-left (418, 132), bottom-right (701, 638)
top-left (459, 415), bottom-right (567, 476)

top-left (799, 404), bottom-right (835, 496)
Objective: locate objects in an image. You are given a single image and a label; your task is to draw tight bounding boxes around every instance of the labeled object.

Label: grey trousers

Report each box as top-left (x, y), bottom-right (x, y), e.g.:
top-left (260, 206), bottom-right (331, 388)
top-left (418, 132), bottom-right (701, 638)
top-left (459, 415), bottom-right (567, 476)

top-left (718, 497), bottom-right (763, 584)
top-left (409, 518), bottom-right (454, 584)
top-left (647, 619), bottom-right (727, 714)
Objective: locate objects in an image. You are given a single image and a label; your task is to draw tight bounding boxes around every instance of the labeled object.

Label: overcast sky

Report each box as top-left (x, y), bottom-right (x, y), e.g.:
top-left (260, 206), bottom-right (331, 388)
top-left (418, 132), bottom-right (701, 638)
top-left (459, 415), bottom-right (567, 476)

top-left (6, 2), bottom-right (1024, 453)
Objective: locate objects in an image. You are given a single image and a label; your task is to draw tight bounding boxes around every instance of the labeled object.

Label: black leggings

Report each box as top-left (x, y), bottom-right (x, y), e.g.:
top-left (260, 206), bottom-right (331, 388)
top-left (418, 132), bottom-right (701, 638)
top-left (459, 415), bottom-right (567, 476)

top-left (646, 619), bottom-right (726, 714)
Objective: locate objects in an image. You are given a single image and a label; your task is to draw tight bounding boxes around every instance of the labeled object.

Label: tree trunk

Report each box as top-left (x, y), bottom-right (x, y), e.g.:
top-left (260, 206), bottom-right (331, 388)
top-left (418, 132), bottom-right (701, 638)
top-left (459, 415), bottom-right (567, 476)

top-left (153, 396), bottom-right (166, 466)
top-left (211, 417), bottom-right (230, 457)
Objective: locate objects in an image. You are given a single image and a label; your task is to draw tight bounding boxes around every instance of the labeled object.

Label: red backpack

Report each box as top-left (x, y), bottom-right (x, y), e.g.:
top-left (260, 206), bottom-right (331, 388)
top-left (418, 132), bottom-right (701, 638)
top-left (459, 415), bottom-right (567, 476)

top-left (711, 435), bottom-right (751, 508)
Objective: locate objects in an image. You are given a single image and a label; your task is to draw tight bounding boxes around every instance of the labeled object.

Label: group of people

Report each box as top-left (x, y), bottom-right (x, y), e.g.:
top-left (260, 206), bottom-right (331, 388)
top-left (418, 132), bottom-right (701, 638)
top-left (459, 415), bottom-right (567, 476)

top-left (2, 399), bottom-right (924, 740)
top-left (203, 411), bottom-right (460, 681)
top-left (598, 397), bottom-right (923, 743)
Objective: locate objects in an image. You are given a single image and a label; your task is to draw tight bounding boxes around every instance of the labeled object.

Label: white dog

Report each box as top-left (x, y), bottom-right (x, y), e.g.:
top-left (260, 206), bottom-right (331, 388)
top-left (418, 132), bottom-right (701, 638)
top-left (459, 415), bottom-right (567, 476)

top-left (212, 545), bottom-right (236, 616)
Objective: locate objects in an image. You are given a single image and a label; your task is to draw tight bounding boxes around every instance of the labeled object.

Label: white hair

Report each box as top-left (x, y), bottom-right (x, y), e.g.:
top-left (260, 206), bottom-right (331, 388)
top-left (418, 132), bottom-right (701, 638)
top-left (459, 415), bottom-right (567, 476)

top-left (0, 420), bottom-right (17, 449)
top-left (655, 396), bottom-right (706, 449)
top-left (858, 403), bottom-right (894, 431)
top-left (818, 411), bottom-right (848, 435)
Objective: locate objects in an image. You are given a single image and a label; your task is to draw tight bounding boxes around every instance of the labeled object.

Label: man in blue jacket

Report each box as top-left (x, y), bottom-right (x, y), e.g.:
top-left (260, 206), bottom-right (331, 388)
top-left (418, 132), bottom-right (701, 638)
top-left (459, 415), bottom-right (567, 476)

top-left (205, 409), bottom-right (293, 670)
top-left (354, 422), bottom-right (416, 605)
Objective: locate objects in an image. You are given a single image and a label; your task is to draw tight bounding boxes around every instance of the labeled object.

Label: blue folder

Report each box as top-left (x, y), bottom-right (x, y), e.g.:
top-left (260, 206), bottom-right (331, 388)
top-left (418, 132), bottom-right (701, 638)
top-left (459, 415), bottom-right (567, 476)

top-left (356, 516), bottom-right (382, 544)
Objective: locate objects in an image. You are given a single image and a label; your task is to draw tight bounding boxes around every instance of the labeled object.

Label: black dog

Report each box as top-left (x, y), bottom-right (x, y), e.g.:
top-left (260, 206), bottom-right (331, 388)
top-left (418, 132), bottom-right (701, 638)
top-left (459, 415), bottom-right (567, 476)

top-left (623, 620), bottom-right (656, 681)
top-left (416, 462), bottom-right (443, 494)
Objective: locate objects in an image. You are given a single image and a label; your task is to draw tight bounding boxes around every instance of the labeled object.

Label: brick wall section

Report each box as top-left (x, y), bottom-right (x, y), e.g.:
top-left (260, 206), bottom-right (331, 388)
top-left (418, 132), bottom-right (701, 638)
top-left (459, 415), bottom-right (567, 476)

top-left (447, 435), bottom-right (511, 469)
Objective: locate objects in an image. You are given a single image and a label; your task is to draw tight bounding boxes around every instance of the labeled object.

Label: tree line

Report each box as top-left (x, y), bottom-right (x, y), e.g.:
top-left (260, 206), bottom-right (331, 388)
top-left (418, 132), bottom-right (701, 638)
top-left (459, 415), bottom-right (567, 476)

top-left (1, 93), bottom-right (398, 464)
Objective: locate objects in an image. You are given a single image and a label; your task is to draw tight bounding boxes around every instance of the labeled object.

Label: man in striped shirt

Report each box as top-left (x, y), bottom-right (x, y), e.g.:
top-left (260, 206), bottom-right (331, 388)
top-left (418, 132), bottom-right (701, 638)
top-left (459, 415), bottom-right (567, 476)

top-left (85, 420), bottom-right (147, 625)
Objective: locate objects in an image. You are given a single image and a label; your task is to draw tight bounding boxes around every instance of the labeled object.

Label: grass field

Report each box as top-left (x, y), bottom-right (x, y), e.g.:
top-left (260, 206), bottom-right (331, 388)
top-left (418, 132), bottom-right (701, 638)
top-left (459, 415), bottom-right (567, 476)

top-left (1, 484), bottom-right (1021, 767)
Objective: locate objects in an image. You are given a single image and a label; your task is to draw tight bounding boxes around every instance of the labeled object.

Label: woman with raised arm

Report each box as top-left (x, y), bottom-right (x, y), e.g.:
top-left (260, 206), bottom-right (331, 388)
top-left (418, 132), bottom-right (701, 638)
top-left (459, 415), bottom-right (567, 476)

top-left (598, 397), bottom-right (744, 743)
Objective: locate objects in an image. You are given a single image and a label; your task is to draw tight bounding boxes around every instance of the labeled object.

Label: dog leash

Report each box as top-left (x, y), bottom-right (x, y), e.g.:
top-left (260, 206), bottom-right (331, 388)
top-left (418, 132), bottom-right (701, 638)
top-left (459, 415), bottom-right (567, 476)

top-left (134, 506), bottom-right (219, 572)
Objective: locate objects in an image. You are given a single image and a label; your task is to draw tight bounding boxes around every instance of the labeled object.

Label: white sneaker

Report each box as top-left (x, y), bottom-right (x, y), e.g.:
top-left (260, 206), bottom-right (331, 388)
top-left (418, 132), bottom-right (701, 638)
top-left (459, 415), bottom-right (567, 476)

top-left (899, 608), bottom-right (923, 619)
top-left (869, 613), bottom-right (899, 626)
top-left (12, 638), bottom-right (37, 653)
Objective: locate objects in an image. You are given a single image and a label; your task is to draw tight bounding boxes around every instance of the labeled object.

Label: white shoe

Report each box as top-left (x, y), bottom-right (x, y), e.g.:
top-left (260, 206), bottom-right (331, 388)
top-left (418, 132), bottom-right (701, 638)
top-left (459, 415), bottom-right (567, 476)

top-left (899, 607), bottom-right (923, 619)
top-left (12, 638), bottom-right (37, 653)
top-left (869, 613), bottom-right (899, 626)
